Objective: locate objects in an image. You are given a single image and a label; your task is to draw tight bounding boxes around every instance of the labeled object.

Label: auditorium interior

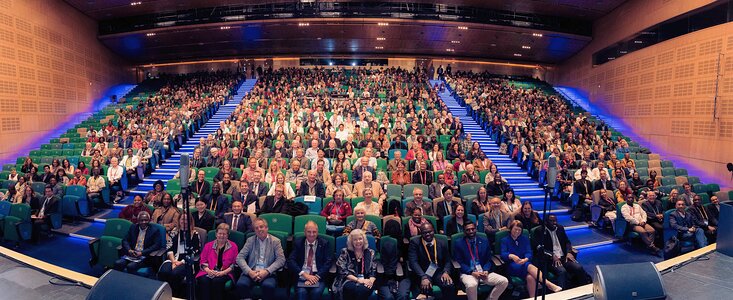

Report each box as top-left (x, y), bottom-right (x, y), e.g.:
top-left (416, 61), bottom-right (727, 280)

top-left (1, 0), bottom-right (733, 299)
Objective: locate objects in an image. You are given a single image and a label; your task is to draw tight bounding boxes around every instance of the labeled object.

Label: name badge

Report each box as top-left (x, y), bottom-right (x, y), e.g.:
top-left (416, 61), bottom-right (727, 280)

top-left (474, 263), bottom-right (483, 273)
top-left (357, 274), bottom-right (365, 280)
top-left (425, 263), bottom-right (438, 277)
top-left (255, 263), bottom-right (266, 270)
top-left (301, 266), bottom-right (312, 275)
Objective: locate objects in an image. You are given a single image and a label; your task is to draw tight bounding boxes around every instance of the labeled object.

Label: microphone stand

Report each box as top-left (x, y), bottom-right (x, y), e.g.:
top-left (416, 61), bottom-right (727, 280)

top-left (535, 184), bottom-right (551, 300)
top-left (181, 184), bottom-right (196, 299)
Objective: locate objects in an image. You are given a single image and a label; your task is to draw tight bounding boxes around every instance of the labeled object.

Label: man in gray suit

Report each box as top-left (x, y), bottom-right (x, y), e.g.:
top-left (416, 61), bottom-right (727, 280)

top-left (236, 217), bottom-right (286, 299)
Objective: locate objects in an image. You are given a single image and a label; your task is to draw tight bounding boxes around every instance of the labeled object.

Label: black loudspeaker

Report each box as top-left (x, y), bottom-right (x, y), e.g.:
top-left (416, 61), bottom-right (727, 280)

top-left (86, 270), bottom-right (172, 300)
top-left (593, 262), bottom-right (666, 300)
top-left (716, 201), bottom-right (733, 257)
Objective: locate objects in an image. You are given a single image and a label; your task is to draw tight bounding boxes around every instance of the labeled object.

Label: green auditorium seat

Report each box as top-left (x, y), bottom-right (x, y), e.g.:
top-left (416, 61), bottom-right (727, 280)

top-left (259, 213), bottom-right (293, 235)
top-left (294, 215), bottom-right (327, 235)
top-left (88, 218), bottom-right (132, 269)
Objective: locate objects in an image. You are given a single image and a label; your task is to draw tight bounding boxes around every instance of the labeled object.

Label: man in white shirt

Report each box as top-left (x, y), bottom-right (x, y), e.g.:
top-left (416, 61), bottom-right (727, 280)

top-left (621, 194), bottom-right (660, 255)
top-left (107, 157), bottom-right (125, 203)
top-left (304, 139), bottom-right (320, 161)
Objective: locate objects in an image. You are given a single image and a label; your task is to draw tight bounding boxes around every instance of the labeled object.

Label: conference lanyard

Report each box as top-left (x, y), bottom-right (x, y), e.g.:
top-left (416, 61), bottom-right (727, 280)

top-left (465, 239), bottom-right (479, 262)
top-left (422, 239), bottom-right (437, 264)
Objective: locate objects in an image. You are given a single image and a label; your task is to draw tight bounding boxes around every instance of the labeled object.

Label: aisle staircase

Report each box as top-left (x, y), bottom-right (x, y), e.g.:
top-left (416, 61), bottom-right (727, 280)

top-left (431, 80), bottom-right (613, 249)
top-left (126, 79), bottom-right (258, 200)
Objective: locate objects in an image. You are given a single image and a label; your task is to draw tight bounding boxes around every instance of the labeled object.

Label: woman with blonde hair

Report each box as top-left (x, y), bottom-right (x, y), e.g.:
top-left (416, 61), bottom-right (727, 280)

top-left (333, 229), bottom-right (377, 300)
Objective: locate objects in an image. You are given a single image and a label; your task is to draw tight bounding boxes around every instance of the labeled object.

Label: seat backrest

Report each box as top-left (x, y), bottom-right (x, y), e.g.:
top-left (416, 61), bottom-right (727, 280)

top-left (103, 218), bottom-right (133, 239)
top-left (460, 183), bottom-right (484, 200)
top-left (294, 215), bottom-right (327, 235)
top-left (259, 213), bottom-right (293, 235)
top-left (0, 201), bottom-right (11, 216)
top-left (294, 196), bottom-right (323, 214)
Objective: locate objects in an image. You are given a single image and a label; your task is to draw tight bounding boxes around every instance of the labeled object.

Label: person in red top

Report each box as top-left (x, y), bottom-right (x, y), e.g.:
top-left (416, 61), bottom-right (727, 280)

top-left (119, 195), bottom-right (152, 224)
top-left (320, 189), bottom-right (352, 232)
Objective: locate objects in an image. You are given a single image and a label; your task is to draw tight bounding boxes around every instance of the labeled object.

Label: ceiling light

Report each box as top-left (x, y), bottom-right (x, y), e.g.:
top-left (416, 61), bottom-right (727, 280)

top-left (457, 26), bottom-right (468, 30)
top-left (514, 53), bottom-right (522, 57)
top-left (377, 22), bottom-right (389, 26)
top-left (220, 26), bottom-right (231, 30)
top-left (634, 40), bottom-right (642, 44)
top-left (376, 37), bottom-right (386, 41)
top-left (522, 45), bottom-right (531, 49)
top-left (130, 1), bottom-right (142, 6)
top-left (298, 22), bottom-right (310, 26)
top-left (375, 46), bottom-right (384, 50)
top-left (146, 33), bottom-right (156, 37)
top-left (328, 62), bottom-right (333, 66)
top-left (351, 62), bottom-right (357, 66)
top-left (446, 48), bottom-right (455, 52)
top-left (532, 33), bottom-right (543, 37)
top-left (451, 40), bottom-right (460, 44)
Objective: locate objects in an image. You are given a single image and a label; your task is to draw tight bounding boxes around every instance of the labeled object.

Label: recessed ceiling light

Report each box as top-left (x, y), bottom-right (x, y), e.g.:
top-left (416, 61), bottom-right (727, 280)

top-left (220, 26), bottom-right (231, 30)
top-left (375, 46), bottom-right (384, 49)
top-left (457, 26), bottom-right (468, 30)
top-left (130, 2), bottom-right (142, 6)
top-left (514, 53), bottom-right (522, 57)
top-left (446, 48), bottom-right (455, 52)
top-left (376, 37), bottom-right (386, 41)
top-left (522, 45), bottom-right (531, 49)
top-left (377, 22), bottom-right (389, 26)
top-left (532, 33), bottom-right (543, 37)
top-left (451, 40), bottom-right (460, 44)
top-left (145, 32), bottom-right (156, 37)
top-left (298, 22), bottom-right (310, 26)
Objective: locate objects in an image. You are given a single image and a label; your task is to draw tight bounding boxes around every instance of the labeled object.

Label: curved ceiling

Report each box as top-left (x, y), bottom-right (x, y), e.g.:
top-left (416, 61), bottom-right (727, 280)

top-left (63, 1), bottom-right (624, 65)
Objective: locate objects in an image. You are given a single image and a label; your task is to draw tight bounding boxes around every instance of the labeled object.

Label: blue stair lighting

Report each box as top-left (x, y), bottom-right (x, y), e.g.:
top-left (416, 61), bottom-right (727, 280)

top-left (431, 80), bottom-right (613, 249)
top-left (121, 79), bottom-right (258, 205)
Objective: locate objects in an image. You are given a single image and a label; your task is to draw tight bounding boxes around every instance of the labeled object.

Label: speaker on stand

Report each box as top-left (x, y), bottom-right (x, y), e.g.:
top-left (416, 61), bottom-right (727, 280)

top-left (593, 262), bottom-right (666, 300)
top-left (86, 270), bottom-right (172, 300)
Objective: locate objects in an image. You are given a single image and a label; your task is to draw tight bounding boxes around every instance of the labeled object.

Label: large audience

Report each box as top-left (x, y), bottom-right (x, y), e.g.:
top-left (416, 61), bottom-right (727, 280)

top-left (1, 67), bottom-right (725, 300)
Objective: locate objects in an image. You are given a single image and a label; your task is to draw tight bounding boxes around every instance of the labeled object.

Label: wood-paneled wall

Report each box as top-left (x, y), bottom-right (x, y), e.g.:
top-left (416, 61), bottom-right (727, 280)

top-left (0, 0), bottom-right (130, 159)
top-left (554, 0), bottom-right (732, 186)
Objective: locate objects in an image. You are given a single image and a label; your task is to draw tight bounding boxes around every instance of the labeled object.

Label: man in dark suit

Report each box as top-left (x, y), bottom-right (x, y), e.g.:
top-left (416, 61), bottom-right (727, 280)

top-left (454, 222), bottom-right (508, 300)
top-left (689, 195), bottom-right (717, 244)
top-left (40, 165), bottom-right (54, 184)
top-left (287, 221), bottom-right (333, 300)
top-left (193, 170), bottom-right (211, 201)
top-left (31, 186), bottom-right (60, 242)
top-left (297, 170), bottom-right (325, 198)
top-left (222, 200), bottom-right (253, 233)
top-left (352, 157), bottom-right (376, 184)
top-left (592, 170), bottom-right (616, 192)
top-left (669, 199), bottom-right (708, 249)
top-left (204, 184), bottom-right (229, 220)
top-left (407, 222), bottom-right (456, 300)
top-left (641, 190), bottom-right (665, 246)
top-left (260, 185), bottom-right (288, 215)
top-left (249, 172), bottom-right (268, 198)
top-left (114, 211), bottom-right (163, 273)
top-left (233, 180), bottom-right (260, 215)
top-left (573, 169), bottom-right (593, 211)
top-left (411, 161), bottom-right (434, 186)
top-left (192, 199), bottom-right (215, 231)
top-left (191, 148), bottom-right (207, 169)
top-left (377, 234), bottom-right (411, 300)
top-left (533, 215), bottom-right (590, 289)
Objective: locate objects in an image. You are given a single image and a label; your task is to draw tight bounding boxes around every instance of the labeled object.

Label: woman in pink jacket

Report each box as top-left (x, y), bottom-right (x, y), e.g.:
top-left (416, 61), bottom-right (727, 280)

top-left (196, 223), bottom-right (239, 300)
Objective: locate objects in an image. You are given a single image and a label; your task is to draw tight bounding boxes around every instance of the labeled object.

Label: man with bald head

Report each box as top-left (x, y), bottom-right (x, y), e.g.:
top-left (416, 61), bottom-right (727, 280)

top-left (407, 222), bottom-right (457, 299)
top-left (287, 221), bottom-right (333, 300)
top-left (352, 156), bottom-right (375, 183)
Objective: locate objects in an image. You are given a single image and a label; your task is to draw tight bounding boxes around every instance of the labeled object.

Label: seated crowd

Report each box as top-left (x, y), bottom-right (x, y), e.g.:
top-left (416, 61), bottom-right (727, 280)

top-left (101, 67), bottom-right (596, 299)
top-left (446, 71), bottom-right (723, 256)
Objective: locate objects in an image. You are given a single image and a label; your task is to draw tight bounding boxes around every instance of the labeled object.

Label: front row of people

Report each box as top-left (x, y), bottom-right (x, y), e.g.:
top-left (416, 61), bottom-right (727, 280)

top-left (116, 210), bottom-right (588, 299)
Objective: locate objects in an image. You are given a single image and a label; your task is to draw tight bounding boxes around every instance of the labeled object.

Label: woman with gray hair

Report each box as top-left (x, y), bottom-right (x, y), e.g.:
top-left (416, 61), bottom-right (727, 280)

top-left (333, 229), bottom-right (377, 300)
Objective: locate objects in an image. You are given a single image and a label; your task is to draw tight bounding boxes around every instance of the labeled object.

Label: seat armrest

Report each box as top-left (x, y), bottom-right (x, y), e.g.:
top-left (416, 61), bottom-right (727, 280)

top-left (491, 255), bottom-right (504, 268)
top-left (377, 262), bottom-right (384, 274)
top-left (451, 260), bottom-right (460, 270)
top-left (396, 263), bottom-right (404, 277)
top-left (88, 238), bottom-right (100, 267)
